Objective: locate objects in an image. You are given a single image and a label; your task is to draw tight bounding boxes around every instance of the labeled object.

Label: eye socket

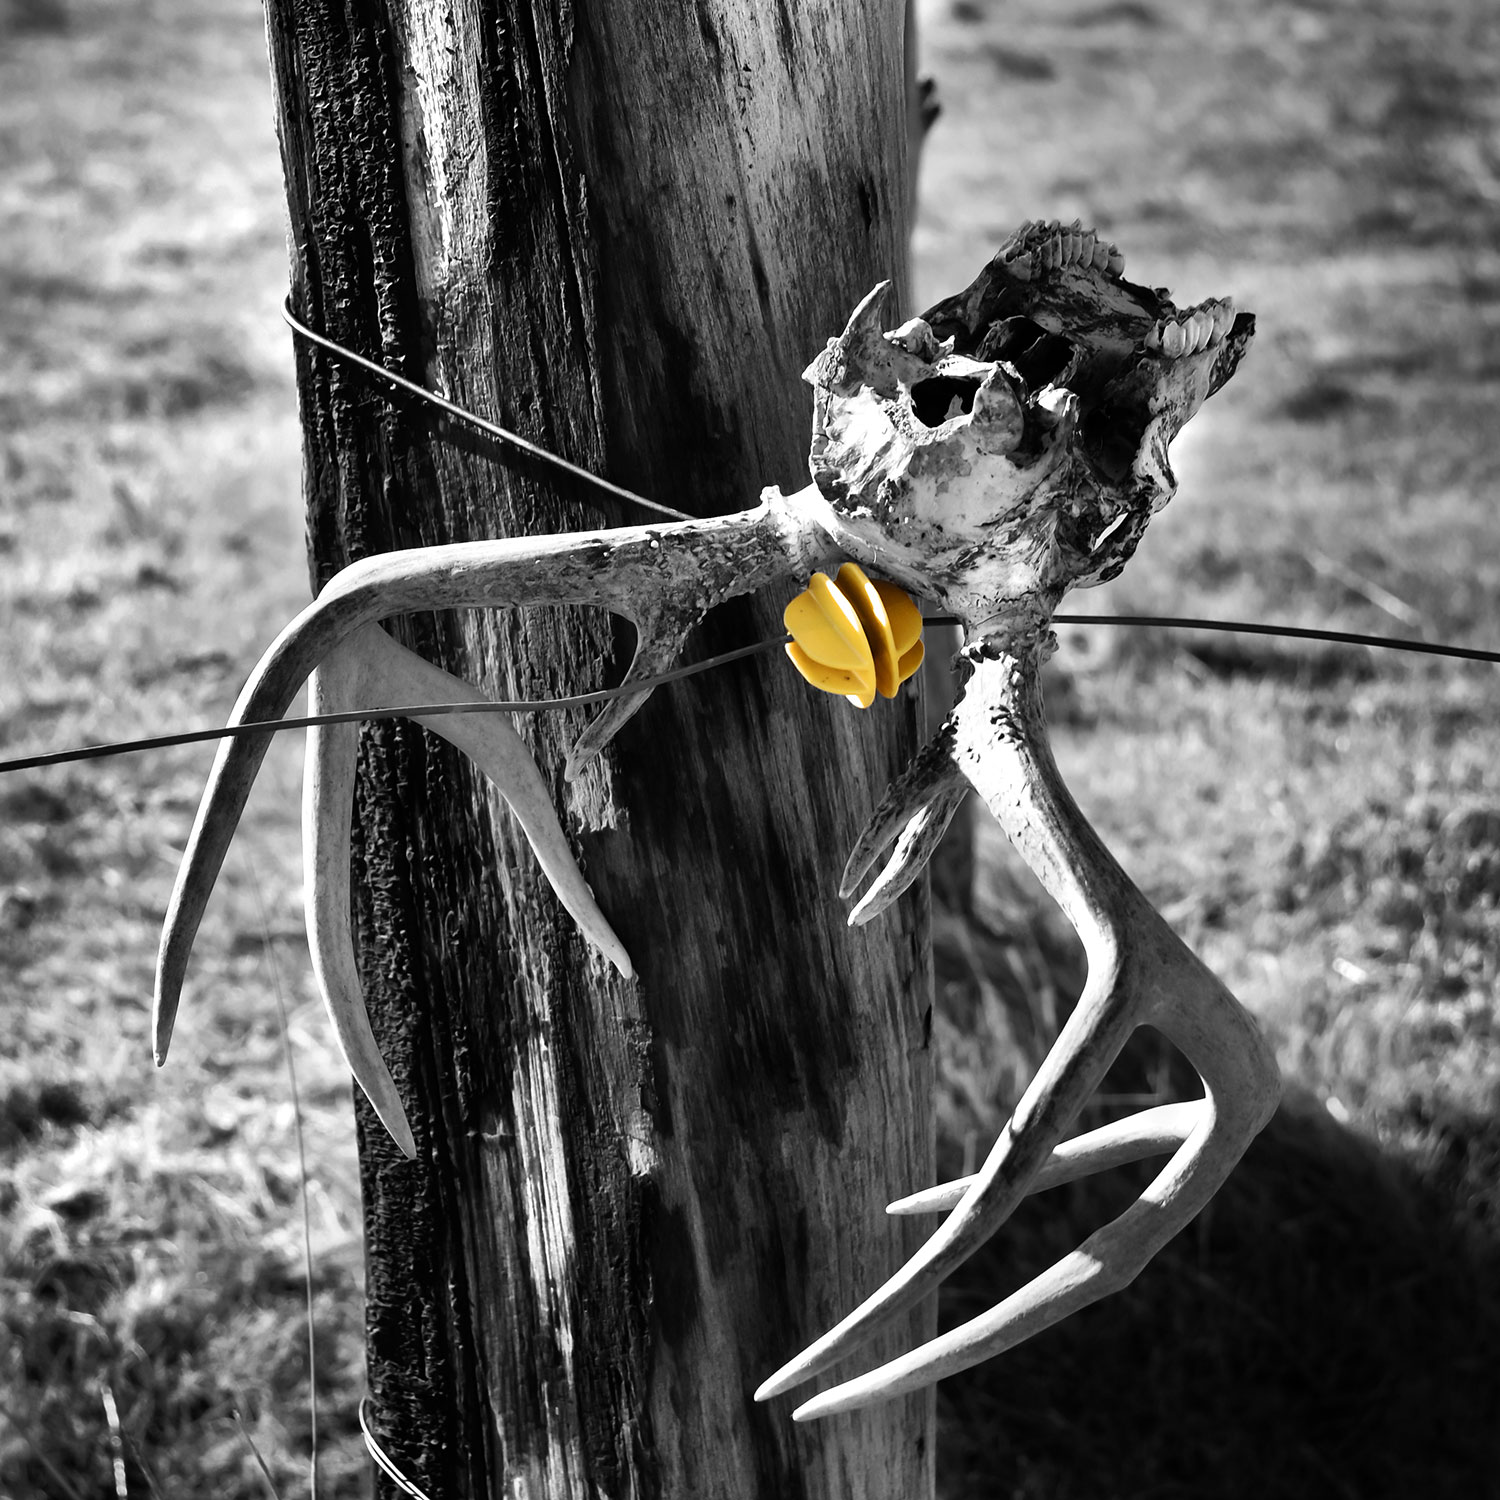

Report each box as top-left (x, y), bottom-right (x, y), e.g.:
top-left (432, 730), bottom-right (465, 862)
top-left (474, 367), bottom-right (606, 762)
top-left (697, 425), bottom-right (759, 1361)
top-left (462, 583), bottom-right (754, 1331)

top-left (1080, 403), bottom-right (1137, 481)
top-left (909, 374), bottom-right (983, 427)
top-left (976, 317), bottom-right (1074, 390)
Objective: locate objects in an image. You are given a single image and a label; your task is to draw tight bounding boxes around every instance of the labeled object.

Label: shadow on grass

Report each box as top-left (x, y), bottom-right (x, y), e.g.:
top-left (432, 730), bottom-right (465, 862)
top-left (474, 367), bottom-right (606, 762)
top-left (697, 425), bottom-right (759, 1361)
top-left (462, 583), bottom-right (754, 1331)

top-left (930, 879), bottom-right (1500, 1500)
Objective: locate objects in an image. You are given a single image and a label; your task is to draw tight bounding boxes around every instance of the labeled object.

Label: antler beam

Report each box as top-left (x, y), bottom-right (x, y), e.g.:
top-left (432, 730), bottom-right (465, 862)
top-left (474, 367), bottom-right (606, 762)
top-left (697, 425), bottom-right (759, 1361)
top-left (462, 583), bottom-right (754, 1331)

top-left (153, 501), bottom-right (829, 1099)
top-left (154, 220), bottom-right (1281, 1419)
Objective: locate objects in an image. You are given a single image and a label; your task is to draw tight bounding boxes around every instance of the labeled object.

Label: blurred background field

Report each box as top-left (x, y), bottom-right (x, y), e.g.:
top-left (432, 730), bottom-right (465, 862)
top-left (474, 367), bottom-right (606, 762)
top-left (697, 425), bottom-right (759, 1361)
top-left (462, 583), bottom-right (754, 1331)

top-left (2, 0), bottom-right (1499, 1494)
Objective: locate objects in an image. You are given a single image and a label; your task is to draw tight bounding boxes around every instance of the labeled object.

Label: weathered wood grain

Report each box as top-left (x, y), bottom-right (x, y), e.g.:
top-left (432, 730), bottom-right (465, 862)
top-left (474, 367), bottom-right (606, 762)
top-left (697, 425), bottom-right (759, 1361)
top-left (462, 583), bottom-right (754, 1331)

top-left (262, 2), bottom-right (935, 1495)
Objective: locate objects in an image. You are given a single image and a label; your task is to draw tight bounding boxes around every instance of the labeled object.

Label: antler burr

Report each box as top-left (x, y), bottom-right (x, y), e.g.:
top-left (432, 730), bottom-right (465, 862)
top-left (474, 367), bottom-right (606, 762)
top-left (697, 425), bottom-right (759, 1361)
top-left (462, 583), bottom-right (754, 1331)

top-left (152, 219), bottom-right (1281, 1417)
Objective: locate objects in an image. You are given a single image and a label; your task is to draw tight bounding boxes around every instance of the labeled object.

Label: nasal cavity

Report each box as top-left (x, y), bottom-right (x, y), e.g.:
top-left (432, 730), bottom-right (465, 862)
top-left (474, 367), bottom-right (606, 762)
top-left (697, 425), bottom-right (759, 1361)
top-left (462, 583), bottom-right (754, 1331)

top-left (910, 375), bottom-right (982, 427)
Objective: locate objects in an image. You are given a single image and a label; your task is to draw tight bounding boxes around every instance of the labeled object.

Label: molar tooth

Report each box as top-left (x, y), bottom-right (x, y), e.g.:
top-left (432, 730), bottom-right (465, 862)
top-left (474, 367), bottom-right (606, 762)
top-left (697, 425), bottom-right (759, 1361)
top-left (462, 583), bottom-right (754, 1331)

top-left (1009, 252), bottom-right (1035, 281)
top-left (1162, 320), bottom-right (1187, 358)
top-left (1047, 234), bottom-right (1064, 268)
top-left (1144, 323), bottom-right (1162, 352)
top-left (1091, 242), bottom-right (1111, 271)
top-left (1059, 232), bottom-right (1076, 264)
top-left (1106, 245), bottom-right (1125, 277)
top-left (1079, 231), bottom-right (1096, 265)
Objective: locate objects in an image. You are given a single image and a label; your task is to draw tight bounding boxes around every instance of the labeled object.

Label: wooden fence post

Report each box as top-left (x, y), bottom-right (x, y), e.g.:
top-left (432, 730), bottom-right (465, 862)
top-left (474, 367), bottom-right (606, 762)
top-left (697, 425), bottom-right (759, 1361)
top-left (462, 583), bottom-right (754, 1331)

top-left (261, 3), bottom-right (936, 1493)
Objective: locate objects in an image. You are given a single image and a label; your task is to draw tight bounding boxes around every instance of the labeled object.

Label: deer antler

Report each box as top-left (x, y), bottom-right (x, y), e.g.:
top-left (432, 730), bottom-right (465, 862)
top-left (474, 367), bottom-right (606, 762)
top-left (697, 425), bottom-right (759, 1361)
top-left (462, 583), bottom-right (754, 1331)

top-left (749, 222), bottom-right (1280, 1416)
top-left (153, 221), bottom-right (1280, 1415)
top-left (152, 503), bottom-right (832, 1143)
top-left (301, 623), bottom-right (636, 1155)
top-left (756, 641), bottom-right (1280, 1416)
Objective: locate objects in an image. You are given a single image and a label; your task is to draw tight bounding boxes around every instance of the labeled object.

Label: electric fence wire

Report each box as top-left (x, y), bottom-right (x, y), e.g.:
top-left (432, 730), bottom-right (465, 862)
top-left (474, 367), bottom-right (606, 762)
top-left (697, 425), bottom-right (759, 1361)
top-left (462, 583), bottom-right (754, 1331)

top-left (5, 306), bottom-right (1496, 780)
top-left (282, 299), bottom-right (693, 524)
top-left (3, 614), bottom-right (1496, 777)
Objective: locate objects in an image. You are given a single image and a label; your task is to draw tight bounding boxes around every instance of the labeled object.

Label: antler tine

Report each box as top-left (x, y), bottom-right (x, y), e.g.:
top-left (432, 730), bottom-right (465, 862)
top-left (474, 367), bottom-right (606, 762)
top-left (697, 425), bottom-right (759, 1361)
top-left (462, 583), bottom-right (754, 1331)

top-left (757, 642), bottom-right (1280, 1418)
top-left (754, 911), bottom-right (1135, 1409)
top-left (886, 1099), bottom-right (1203, 1214)
top-left (304, 635), bottom-right (418, 1158)
top-left (345, 625), bottom-right (632, 976)
top-left (154, 590), bottom-right (358, 1064)
top-left (564, 609), bottom-right (696, 781)
top-left (303, 625), bottom-right (633, 1159)
top-left (839, 726), bottom-right (969, 924)
top-left (795, 966), bottom-right (1277, 1420)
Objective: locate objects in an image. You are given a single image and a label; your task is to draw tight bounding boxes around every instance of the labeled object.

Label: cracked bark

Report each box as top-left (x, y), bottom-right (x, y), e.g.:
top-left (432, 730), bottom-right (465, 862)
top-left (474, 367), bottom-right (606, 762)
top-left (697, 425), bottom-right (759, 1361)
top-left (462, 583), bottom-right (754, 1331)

top-left (263, 2), bottom-right (934, 1495)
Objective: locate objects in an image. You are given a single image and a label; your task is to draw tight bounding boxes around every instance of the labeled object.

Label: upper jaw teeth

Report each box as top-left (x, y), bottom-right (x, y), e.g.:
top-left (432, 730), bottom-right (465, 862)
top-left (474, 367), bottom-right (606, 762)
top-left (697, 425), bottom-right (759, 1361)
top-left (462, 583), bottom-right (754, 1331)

top-left (1001, 218), bottom-right (1125, 279)
top-left (1147, 297), bottom-right (1236, 360)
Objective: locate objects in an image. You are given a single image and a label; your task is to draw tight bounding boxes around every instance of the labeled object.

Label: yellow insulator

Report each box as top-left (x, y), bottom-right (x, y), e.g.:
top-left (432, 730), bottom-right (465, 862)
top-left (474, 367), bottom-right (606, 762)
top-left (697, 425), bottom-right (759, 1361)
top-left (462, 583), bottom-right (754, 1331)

top-left (783, 563), bottom-right (925, 709)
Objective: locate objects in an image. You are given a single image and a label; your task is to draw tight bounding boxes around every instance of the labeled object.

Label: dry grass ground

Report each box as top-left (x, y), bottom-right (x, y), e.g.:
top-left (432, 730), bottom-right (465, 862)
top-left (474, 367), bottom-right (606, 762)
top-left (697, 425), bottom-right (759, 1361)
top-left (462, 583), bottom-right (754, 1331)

top-left (918, 1), bottom-right (1500, 1493)
top-left (1, 0), bottom-right (1498, 1495)
top-left (0, 2), bottom-right (367, 1493)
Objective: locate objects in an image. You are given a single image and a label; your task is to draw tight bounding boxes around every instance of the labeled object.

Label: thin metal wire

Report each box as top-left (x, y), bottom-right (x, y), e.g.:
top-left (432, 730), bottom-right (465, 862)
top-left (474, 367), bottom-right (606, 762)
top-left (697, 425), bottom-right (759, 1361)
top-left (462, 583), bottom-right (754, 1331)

top-left (282, 299), bottom-right (692, 524)
top-left (1088, 613), bottom-right (1498, 662)
top-left (0, 636), bottom-right (780, 774)
top-left (249, 851), bottom-right (320, 1500)
top-left (7, 310), bottom-right (1493, 780)
top-left (1, 614), bottom-right (1493, 777)
top-left (357, 1397), bottom-right (433, 1500)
